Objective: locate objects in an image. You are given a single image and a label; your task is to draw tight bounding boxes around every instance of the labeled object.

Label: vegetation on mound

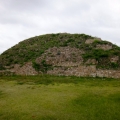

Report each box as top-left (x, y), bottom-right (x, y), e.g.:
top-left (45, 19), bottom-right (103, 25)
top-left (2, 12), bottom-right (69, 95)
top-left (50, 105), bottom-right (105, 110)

top-left (0, 33), bottom-right (120, 70)
top-left (32, 60), bottom-right (53, 73)
top-left (0, 33), bottom-right (93, 66)
top-left (0, 64), bottom-right (5, 70)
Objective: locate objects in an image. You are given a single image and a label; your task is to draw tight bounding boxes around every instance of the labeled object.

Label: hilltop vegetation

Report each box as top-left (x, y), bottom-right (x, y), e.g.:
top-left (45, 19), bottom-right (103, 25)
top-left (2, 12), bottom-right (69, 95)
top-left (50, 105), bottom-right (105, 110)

top-left (0, 33), bottom-right (93, 66)
top-left (0, 33), bottom-right (120, 76)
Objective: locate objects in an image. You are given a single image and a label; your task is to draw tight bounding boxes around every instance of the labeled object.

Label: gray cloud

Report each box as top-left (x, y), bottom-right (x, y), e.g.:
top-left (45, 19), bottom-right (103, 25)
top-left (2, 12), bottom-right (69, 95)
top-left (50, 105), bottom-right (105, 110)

top-left (0, 0), bottom-right (120, 53)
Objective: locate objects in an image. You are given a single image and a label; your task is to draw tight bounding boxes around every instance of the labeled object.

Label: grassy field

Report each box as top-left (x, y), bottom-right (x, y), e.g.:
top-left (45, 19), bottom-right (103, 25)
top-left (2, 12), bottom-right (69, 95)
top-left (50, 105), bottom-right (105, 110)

top-left (0, 75), bottom-right (120, 120)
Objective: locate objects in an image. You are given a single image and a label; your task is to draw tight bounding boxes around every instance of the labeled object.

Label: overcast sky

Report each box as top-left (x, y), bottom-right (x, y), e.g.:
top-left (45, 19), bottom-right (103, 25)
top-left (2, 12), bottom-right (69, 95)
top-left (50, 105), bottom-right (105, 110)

top-left (0, 0), bottom-right (120, 53)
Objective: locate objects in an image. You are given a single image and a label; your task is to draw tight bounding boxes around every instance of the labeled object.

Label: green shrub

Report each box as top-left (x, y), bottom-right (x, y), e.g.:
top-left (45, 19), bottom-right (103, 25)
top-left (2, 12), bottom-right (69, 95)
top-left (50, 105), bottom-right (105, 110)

top-left (80, 34), bottom-right (93, 39)
top-left (93, 40), bottom-right (101, 44)
top-left (61, 42), bottom-right (68, 47)
top-left (93, 40), bottom-right (109, 45)
top-left (67, 38), bottom-right (74, 43)
top-left (32, 60), bottom-right (52, 73)
top-left (40, 60), bottom-right (53, 73)
top-left (0, 64), bottom-right (5, 70)
top-left (82, 49), bottom-right (110, 60)
top-left (110, 62), bottom-right (119, 69)
top-left (32, 61), bottom-right (40, 72)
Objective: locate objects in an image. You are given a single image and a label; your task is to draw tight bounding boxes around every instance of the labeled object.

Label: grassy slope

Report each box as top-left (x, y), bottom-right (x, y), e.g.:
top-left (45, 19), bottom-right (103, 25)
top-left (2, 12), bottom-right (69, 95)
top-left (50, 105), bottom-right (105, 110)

top-left (0, 33), bottom-right (120, 71)
top-left (0, 75), bottom-right (120, 120)
top-left (0, 33), bottom-right (92, 66)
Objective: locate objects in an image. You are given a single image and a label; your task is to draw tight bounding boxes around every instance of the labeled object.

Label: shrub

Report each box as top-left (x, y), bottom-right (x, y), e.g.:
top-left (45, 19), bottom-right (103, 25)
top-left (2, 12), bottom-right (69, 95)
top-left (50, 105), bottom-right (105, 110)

top-left (32, 61), bottom-right (40, 72)
top-left (32, 60), bottom-right (52, 73)
top-left (61, 42), bottom-right (68, 47)
top-left (110, 62), bottom-right (119, 69)
top-left (82, 49), bottom-right (110, 60)
top-left (40, 60), bottom-right (53, 73)
top-left (0, 64), bottom-right (5, 70)
top-left (93, 40), bottom-right (108, 45)
top-left (67, 38), bottom-right (74, 43)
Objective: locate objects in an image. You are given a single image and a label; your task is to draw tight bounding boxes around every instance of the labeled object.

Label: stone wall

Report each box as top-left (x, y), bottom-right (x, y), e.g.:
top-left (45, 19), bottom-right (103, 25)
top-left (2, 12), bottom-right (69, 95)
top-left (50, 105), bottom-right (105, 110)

top-left (0, 70), bottom-right (15, 76)
top-left (85, 39), bottom-right (95, 44)
top-left (96, 44), bottom-right (112, 50)
top-left (47, 65), bottom-right (89, 77)
top-left (47, 65), bottom-right (120, 78)
top-left (11, 62), bottom-right (37, 75)
top-left (36, 47), bottom-right (84, 66)
top-left (96, 70), bottom-right (120, 78)
top-left (1, 46), bottom-right (120, 78)
top-left (85, 59), bottom-right (98, 65)
top-left (110, 56), bottom-right (119, 63)
top-left (85, 38), bottom-right (101, 44)
top-left (2, 62), bottom-right (120, 78)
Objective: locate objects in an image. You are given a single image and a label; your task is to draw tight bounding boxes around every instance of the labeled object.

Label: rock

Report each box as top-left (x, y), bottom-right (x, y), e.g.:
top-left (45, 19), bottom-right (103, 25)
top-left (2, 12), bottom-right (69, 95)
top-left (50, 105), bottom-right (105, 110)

top-left (96, 44), bottom-right (112, 50)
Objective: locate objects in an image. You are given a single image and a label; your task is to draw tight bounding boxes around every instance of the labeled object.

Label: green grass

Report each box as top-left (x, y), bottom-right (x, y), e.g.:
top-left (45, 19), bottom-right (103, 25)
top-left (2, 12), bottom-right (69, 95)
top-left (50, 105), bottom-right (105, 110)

top-left (0, 75), bottom-right (120, 120)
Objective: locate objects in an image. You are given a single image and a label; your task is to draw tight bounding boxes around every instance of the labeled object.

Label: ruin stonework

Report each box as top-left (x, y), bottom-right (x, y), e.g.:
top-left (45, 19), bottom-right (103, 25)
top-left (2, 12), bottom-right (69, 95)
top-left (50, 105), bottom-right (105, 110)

top-left (3, 63), bottom-right (119, 78)
top-left (1, 44), bottom-right (120, 78)
top-left (11, 62), bottom-right (37, 75)
top-left (96, 44), bottom-right (112, 50)
top-left (0, 32), bottom-right (120, 78)
top-left (85, 38), bottom-right (101, 44)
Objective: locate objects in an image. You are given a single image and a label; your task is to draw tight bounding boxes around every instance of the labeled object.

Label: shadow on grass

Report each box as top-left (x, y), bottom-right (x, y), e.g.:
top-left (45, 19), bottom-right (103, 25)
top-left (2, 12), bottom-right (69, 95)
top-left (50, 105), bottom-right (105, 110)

top-left (72, 92), bottom-right (120, 120)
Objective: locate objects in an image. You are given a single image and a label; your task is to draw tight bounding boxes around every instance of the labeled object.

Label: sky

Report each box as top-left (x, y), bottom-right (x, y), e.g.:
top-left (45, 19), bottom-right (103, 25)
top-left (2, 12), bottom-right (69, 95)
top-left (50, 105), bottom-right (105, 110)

top-left (0, 0), bottom-right (120, 54)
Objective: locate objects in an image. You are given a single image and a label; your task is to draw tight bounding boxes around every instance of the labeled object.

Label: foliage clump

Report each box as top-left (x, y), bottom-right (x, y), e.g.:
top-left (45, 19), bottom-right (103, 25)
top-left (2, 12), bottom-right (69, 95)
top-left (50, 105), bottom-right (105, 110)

top-left (0, 64), bottom-right (5, 70)
top-left (32, 60), bottom-right (52, 73)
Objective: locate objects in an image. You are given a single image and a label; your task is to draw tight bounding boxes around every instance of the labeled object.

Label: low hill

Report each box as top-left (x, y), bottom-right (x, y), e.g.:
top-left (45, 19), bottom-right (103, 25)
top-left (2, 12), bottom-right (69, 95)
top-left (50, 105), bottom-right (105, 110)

top-left (0, 33), bottom-right (120, 78)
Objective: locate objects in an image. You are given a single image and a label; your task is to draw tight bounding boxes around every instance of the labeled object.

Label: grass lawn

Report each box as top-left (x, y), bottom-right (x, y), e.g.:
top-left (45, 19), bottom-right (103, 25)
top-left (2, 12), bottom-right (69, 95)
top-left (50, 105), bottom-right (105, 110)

top-left (0, 75), bottom-right (120, 120)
